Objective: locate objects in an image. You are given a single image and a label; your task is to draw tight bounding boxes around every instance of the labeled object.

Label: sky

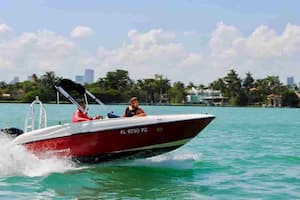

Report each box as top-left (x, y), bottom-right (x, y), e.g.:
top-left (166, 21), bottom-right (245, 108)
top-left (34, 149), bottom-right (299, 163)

top-left (0, 0), bottom-right (300, 84)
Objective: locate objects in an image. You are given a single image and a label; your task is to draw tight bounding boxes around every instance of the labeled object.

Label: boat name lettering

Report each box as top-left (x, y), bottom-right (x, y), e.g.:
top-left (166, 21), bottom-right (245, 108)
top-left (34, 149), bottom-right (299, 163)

top-left (120, 127), bottom-right (148, 135)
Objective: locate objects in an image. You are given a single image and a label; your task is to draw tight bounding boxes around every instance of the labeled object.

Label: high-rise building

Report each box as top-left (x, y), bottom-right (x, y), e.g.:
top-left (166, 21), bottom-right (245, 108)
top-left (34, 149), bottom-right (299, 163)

top-left (287, 76), bottom-right (294, 86)
top-left (75, 75), bottom-right (84, 85)
top-left (84, 69), bottom-right (94, 84)
top-left (10, 76), bottom-right (19, 84)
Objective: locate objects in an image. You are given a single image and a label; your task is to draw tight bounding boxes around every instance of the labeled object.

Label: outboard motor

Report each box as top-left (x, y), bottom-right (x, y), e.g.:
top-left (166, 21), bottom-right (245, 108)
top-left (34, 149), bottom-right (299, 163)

top-left (0, 127), bottom-right (24, 138)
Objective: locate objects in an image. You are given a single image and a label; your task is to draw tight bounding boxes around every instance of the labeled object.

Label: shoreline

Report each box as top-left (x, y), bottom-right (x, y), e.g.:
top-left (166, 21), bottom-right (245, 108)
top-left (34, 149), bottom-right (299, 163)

top-left (0, 100), bottom-right (298, 108)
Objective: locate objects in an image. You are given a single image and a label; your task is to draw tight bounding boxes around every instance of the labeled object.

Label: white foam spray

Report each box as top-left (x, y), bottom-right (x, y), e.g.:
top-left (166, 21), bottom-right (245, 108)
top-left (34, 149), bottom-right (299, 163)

top-left (118, 150), bottom-right (203, 169)
top-left (0, 134), bottom-right (76, 177)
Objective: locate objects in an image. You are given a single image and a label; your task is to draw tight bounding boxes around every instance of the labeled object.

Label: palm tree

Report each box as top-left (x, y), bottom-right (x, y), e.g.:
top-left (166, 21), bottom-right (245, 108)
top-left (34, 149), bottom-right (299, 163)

top-left (243, 72), bottom-right (254, 90)
top-left (39, 71), bottom-right (60, 102)
top-left (154, 74), bottom-right (171, 103)
top-left (224, 69), bottom-right (242, 99)
top-left (186, 82), bottom-right (196, 90)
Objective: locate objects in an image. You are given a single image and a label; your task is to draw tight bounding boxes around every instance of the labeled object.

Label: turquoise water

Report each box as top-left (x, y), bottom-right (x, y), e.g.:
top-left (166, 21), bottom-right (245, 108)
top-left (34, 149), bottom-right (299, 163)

top-left (0, 103), bottom-right (299, 199)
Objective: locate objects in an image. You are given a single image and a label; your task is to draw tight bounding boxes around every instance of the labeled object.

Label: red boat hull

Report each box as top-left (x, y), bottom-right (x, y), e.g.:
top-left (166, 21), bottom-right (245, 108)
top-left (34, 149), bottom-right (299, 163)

top-left (24, 116), bottom-right (214, 163)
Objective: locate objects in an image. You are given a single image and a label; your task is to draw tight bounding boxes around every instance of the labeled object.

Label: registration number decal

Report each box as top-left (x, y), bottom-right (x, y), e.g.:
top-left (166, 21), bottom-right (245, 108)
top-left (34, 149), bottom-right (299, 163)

top-left (120, 127), bottom-right (148, 135)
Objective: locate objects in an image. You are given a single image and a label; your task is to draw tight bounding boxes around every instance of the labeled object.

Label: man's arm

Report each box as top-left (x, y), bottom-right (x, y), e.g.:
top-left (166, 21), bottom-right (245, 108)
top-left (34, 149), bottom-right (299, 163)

top-left (136, 108), bottom-right (146, 117)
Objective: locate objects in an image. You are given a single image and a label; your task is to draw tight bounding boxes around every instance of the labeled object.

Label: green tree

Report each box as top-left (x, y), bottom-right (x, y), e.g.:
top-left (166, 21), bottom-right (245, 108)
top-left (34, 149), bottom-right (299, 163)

top-left (92, 69), bottom-right (133, 102)
top-left (224, 69), bottom-right (241, 96)
top-left (243, 72), bottom-right (255, 90)
top-left (154, 74), bottom-right (171, 103)
top-left (186, 82), bottom-right (196, 90)
top-left (282, 91), bottom-right (299, 107)
top-left (0, 81), bottom-right (7, 100)
top-left (137, 78), bottom-right (157, 103)
top-left (23, 90), bottom-right (40, 102)
top-left (0, 81), bottom-right (7, 88)
top-left (265, 76), bottom-right (283, 94)
top-left (31, 73), bottom-right (39, 83)
top-left (104, 69), bottom-right (133, 91)
top-left (198, 84), bottom-right (207, 90)
top-left (38, 71), bottom-right (61, 102)
top-left (21, 80), bottom-right (38, 93)
top-left (168, 81), bottom-right (186, 103)
top-left (223, 69), bottom-right (242, 105)
top-left (237, 89), bottom-right (249, 106)
top-left (209, 78), bottom-right (226, 94)
top-left (252, 76), bottom-right (284, 105)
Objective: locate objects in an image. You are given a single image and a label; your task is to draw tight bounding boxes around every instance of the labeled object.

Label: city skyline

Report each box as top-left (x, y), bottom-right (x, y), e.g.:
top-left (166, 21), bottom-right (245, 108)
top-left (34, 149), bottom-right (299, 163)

top-left (75, 68), bottom-right (94, 85)
top-left (0, 1), bottom-right (300, 84)
top-left (84, 69), bottom-right (94, 84)
top-left (287, 76), bottom-right (294, 86)
top-left (5, 72), bottom-right (300, 88)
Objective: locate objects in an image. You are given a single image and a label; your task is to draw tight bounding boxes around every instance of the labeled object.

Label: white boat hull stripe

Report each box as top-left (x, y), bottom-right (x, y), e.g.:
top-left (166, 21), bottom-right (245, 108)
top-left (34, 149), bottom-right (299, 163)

top-left (110, 138), bottom-right (192, 153)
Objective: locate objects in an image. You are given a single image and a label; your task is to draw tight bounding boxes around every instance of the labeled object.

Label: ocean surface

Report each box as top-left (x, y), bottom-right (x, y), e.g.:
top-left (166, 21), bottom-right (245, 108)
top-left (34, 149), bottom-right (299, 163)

top-left (0, 103), bottom-right (299, 199)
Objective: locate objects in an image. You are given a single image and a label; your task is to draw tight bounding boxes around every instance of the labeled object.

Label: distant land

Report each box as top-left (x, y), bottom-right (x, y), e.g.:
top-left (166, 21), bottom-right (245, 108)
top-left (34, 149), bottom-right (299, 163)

top-left (0, 69), bottom-right (299, 108)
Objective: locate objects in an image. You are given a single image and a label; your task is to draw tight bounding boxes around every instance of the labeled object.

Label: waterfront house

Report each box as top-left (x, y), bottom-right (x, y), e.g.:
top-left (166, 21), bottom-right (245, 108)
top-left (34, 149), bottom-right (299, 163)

top-left (186, 87), bottom-right (226, 105)
top-left (267, 94), bottom-right (282, 107)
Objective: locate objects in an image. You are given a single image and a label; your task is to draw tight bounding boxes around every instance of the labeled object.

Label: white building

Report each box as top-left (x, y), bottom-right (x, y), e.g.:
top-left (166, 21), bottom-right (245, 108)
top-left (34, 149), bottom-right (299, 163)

top-left (186, 87), bottom-right (226, 105)
top-left (84, 69), bottom-right (94, 84)
top-left (10, 76), bottom-right (19, 84)
top-left (287, 76), bottom-right (294, 86)
top-left (75, 75), bottom-right (84, 85)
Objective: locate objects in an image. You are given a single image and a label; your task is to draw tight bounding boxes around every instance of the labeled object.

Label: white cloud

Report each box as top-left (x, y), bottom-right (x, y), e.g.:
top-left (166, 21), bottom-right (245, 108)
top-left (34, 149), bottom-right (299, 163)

top-left (54, 25), bottom-right (300, 83)
top-left (210, 22), bottom-right (241, 56)
top-left (206, 23), bottom-right (300, 81)
top-left (0, 24), bottom-right (12, 42)
top-left (1, 22), bottom-right (300, 84)
top-left (280, 24), bottom-right (300, 56)
top-left (70, 26), bottom-right (95, 39)
top-left (100, 29), bottom-right (181, 65)
top-left (127, 29), bottom-right (175, 49)
top-left (0, 23), bottom-right (12, 33)
top-left (0, 29), bottom-right (80, 80)
top-left (178, 53), bottom-right (204, 67)
top-left (215, 23), bottom-right (300, 59)
top-left (97, 29), bottom-right (193, 80)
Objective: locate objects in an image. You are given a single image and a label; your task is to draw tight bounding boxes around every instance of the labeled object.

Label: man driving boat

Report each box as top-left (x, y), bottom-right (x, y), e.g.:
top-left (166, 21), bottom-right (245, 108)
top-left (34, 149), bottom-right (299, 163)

top-left (123, 97), bottom-right (146, 117)
top-left (72, 99), bottom-right (102, 123)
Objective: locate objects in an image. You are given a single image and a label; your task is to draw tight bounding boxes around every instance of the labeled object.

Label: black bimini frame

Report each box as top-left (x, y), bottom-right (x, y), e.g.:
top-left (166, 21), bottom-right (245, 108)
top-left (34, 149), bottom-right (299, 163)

top-left (54, 79), bottom-right (118, 118)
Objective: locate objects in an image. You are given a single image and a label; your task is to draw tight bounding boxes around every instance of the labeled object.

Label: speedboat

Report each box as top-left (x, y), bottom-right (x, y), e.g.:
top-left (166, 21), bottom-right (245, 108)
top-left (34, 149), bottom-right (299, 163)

top-left (10, 79), bottom-right (215, 163)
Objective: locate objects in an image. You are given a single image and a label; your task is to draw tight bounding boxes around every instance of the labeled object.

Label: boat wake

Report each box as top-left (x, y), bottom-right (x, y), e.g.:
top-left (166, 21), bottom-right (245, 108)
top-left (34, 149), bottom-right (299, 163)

top-left (115, 151), bottom-right (203, 169)
top-left (0, 134), bottom-right (76, 177)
